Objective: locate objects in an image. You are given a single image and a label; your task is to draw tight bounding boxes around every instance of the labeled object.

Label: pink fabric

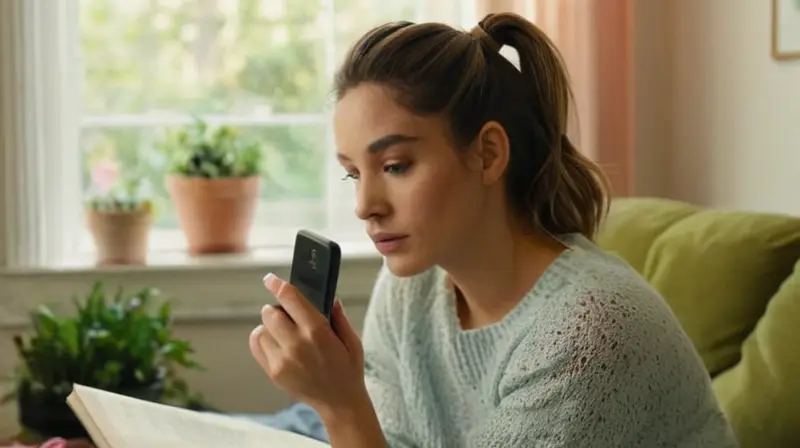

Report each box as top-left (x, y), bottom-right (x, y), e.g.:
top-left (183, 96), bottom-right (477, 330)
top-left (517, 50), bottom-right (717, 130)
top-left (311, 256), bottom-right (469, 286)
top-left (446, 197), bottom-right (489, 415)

top-left (5, 438), bottom-right (92, 448)
top-left (475, 0), bottom-right (634, 196)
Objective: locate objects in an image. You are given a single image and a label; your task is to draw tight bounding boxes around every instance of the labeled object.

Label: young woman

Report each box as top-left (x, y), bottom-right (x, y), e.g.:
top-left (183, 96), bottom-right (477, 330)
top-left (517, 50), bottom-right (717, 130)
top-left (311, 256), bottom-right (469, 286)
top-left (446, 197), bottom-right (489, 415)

top-left (249, 12), bottom-right (739, 448)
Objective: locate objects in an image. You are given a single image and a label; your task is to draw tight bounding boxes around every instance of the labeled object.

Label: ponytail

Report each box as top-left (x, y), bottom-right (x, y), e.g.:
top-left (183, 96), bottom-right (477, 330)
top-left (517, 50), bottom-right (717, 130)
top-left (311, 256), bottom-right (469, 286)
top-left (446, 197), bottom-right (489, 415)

top-left (529, 134), bottom-right (610, 240)
top-left (479, 13), bottom-right (610, 239)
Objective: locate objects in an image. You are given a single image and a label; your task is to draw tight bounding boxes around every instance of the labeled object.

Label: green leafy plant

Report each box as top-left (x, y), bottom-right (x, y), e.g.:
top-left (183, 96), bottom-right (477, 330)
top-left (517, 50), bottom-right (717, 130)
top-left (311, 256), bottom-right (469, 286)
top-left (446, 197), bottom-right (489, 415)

top-left (85, 175), bottom-right (153, 214)
top-left (159, 116), bottom-right (264, 178)
top-left (2, 282), bottom-right (208, 409)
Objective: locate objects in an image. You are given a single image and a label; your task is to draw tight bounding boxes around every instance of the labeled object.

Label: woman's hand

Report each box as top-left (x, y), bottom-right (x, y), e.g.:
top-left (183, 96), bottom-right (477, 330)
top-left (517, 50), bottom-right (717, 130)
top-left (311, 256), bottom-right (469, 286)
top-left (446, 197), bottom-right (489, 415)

top-left (249, 273), bottom-right (369, 420)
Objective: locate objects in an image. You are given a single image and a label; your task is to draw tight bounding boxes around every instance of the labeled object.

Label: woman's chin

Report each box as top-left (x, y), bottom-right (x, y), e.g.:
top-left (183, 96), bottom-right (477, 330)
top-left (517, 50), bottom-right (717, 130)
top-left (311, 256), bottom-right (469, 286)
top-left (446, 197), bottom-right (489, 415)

top-left (384, 254), bottom-right (433, 278)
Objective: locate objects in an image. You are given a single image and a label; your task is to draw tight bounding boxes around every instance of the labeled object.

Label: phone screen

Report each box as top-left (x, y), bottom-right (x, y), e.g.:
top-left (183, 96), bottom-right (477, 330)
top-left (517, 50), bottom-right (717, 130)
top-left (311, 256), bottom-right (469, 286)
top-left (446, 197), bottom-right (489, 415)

top-left (289, 230), bottom-right (341, 322)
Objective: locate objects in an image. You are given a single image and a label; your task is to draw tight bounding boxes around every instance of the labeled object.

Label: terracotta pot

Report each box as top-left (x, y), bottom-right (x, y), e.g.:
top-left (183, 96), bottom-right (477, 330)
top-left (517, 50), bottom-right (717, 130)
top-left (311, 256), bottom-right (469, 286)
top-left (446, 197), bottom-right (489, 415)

top-left (86, 207), bottom-right (151, 266)
top-left (166, 175), bottom-right (260, 255)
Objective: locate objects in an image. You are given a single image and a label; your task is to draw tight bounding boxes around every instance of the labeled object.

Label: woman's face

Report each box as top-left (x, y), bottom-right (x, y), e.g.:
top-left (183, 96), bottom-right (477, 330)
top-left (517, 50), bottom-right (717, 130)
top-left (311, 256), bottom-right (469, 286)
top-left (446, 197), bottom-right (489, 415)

top-left (333, 83), bottom-right (490, 277)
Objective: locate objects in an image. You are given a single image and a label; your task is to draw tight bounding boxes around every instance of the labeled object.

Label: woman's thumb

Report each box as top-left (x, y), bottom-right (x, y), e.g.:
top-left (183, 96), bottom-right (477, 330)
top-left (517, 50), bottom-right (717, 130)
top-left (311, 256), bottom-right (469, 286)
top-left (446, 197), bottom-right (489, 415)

top-left (331, 299), bottom-right (362, 358)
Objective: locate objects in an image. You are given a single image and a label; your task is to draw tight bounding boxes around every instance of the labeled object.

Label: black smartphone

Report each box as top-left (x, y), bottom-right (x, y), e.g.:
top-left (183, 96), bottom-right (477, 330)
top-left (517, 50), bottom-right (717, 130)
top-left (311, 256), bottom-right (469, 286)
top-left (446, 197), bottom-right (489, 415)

top-left (289, 230), bottom-right (341, 323)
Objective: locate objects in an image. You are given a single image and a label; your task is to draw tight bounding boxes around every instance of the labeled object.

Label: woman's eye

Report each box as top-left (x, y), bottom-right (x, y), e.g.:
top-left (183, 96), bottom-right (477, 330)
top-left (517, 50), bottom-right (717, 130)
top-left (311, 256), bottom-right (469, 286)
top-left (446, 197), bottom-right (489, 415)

top-left (384, 163), bottom-right (410, 175)
top-left (341, 172), bottom-right (359, 181)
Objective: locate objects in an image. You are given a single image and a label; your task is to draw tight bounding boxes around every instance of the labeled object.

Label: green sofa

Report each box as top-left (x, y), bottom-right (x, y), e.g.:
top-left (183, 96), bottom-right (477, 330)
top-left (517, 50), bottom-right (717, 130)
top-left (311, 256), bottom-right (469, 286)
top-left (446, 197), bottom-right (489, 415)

top-left (596, 197), bottom-right (800, 448)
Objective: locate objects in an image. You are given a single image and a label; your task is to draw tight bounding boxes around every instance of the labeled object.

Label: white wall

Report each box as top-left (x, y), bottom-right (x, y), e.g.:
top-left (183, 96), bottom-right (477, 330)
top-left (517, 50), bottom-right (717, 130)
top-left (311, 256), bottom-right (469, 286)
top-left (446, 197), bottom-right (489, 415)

top-left (635, 0), bottom-right (800, 215)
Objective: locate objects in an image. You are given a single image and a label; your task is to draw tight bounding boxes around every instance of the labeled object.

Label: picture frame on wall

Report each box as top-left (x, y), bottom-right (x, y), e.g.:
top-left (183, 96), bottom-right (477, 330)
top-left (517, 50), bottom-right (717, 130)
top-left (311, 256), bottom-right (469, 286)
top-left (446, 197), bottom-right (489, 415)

top-left (772, 0), bottom-right (800, 60)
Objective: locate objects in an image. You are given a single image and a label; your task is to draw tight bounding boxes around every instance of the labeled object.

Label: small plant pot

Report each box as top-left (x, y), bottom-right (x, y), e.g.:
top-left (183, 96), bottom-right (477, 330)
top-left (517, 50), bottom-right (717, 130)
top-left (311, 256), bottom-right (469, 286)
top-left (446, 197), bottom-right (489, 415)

top-left (17, 381), bottom-right (164, 442)
top-left (166, 175), bottom-right (260, 255)
top-left (86, 207), bottom-right (152, 266)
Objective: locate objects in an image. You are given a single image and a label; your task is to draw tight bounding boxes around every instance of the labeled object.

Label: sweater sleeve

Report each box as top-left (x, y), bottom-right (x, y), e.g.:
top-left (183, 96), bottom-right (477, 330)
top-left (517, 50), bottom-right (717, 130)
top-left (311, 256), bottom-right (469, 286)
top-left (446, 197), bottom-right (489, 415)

top-left (468, 289), bottom-right (726, 448)
top-left (360, 266), bottom-right (418, 448)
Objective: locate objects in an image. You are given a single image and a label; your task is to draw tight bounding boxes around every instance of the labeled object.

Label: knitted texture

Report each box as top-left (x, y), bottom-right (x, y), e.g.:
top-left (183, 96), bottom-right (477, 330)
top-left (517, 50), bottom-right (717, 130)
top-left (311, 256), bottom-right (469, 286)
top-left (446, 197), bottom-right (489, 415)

top-left (361, 234), bottom-right (739, 447)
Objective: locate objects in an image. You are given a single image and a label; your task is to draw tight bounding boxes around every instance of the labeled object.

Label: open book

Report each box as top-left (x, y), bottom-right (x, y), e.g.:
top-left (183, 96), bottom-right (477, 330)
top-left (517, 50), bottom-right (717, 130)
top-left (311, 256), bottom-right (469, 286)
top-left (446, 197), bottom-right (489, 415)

top-left (67, 384), bottom-right (330, 447)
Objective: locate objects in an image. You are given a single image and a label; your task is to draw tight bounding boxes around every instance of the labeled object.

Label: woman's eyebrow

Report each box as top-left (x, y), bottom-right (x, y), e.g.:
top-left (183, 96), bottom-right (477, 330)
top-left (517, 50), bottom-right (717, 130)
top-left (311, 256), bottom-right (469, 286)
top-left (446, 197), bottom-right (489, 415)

top-left (367, 133), bottom-right (420, 153)
top-left (337, 133), bottom-right (420, 162)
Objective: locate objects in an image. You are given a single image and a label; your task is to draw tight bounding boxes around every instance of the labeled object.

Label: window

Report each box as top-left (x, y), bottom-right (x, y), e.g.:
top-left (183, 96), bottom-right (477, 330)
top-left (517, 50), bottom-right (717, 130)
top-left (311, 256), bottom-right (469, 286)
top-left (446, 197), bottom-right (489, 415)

top-left (76, 0), bottom-right (475, 255)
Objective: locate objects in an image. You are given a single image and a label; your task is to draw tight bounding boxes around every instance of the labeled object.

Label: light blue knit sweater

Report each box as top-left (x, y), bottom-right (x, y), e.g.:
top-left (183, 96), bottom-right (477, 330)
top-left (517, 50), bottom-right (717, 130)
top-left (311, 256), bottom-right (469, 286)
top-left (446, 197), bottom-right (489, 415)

top-left (361, 233), bottom-right (739, 447)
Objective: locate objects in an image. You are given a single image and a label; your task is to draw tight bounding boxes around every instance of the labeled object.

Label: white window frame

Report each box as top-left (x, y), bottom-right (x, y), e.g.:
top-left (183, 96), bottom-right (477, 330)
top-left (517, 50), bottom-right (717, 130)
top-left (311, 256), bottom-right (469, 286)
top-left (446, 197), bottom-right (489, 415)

top-left (1, 0), bottom-right (478, 270)
top-left (0, 0), bottom-right (480, 355)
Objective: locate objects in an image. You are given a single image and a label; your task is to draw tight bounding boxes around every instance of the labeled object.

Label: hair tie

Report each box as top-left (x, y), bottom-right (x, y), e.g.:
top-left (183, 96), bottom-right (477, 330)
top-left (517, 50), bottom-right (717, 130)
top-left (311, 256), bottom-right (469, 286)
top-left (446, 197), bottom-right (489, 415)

top-left (470, 25), bottom-right (501, 53)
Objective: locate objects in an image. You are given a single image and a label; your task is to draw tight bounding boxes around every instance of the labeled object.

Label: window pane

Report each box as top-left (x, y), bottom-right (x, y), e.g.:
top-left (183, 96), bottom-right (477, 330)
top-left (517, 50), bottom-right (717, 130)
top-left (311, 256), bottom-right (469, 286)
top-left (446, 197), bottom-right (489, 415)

top-left (80, 123), bottom-right (328, 230)
top-left (333, 0), bottom-right (464, 62)
top-left (79, 0), bottom-right (329, 115)
top-left (333, 0), bottom-right (414, 62)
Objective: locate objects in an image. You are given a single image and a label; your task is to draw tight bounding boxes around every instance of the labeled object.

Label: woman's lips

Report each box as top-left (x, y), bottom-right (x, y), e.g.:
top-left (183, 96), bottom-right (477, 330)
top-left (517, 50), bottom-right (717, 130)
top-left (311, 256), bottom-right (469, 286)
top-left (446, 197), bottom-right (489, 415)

top-left (373, 236), bottom-right (408, 254)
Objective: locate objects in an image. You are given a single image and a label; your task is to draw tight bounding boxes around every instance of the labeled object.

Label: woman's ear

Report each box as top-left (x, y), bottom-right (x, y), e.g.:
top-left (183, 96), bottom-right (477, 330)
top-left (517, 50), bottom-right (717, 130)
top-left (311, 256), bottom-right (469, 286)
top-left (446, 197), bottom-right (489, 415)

top-left (474, 121), bottom-right (510, 185)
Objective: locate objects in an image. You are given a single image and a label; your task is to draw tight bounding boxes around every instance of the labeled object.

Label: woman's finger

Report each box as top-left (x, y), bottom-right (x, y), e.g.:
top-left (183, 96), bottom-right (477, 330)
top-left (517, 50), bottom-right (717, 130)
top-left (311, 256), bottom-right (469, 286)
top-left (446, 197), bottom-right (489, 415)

top-left (249, 325), bottom-right (277, 373)
top-left (263, 273), bottom-right (325, 328)
top-left (260, 304), bottom-right (297, 346)
top-left (331, 299), bottom-right (363, 361)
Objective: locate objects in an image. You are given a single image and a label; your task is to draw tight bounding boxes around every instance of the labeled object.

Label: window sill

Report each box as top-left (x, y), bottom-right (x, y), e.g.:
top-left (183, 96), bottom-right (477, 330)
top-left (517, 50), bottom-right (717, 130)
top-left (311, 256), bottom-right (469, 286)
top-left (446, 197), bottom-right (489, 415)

top-left (0, 243), bottom-right (383, 329)
top-left (4, 239), bottom-right (381, 275)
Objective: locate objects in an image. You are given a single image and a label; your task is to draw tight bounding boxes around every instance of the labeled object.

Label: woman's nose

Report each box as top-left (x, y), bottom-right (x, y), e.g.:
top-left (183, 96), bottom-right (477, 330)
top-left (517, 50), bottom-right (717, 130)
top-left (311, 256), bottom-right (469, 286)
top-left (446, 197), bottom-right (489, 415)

top-left (354, 177), bottom-right (388, 221)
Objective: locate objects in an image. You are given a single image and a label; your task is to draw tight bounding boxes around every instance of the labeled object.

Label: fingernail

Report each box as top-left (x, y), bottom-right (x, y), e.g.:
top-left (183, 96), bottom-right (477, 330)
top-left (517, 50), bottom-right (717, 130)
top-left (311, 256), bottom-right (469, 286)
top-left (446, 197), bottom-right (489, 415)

top-left (263, 273), bottom-right (283, 295)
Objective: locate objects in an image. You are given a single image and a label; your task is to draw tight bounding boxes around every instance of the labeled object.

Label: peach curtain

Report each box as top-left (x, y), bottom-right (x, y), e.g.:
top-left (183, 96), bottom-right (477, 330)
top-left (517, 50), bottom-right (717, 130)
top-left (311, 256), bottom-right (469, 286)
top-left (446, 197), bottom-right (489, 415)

top-left (475, 0), bottom-right (633, 196)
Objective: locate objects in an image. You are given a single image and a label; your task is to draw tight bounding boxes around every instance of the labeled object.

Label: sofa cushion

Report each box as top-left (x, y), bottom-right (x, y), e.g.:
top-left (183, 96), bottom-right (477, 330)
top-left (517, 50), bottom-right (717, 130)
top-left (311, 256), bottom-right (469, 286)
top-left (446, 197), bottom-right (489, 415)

top-left (712, 260), bottom-right (800, 447)
top-left (597, 197), bottom-right (800, 376)
top-left (596, 198), bottom-right (699, 272)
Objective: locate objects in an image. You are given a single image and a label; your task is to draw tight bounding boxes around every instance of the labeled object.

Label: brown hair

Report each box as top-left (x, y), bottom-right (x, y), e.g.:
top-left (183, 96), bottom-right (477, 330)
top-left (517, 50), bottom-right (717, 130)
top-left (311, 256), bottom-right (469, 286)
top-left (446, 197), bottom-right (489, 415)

top-left (333, 13), bottom-right (610, 239)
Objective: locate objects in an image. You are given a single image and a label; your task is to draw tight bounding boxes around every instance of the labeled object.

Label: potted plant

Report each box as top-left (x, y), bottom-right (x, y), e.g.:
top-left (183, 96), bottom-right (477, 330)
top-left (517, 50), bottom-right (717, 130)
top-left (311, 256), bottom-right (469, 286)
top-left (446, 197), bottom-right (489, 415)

top-left (1, 282), bottom-right (207, 441)
top-left (85, 167), bottom-right (153, 266)
top-left (159, 117), bottom-right (264, 255)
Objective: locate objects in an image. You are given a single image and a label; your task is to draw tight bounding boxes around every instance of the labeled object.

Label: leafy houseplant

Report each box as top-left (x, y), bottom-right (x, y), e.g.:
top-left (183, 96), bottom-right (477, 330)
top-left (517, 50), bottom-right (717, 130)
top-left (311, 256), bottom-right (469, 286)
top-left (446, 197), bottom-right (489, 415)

top-left (160, 117), bottom-right (264, 255)
top-left (3, 282), bottom-right (207, 440)
top-left (85, 172), bottom-right (153, 266)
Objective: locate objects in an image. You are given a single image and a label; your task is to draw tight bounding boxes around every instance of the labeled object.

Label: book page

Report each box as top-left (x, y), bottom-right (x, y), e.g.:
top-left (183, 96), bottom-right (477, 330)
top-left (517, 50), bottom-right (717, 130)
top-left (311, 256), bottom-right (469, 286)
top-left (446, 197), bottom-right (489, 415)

top-left (66, 390), bottom-right (112, 448)
top-left (68, 384), bottom-right (329, 448)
